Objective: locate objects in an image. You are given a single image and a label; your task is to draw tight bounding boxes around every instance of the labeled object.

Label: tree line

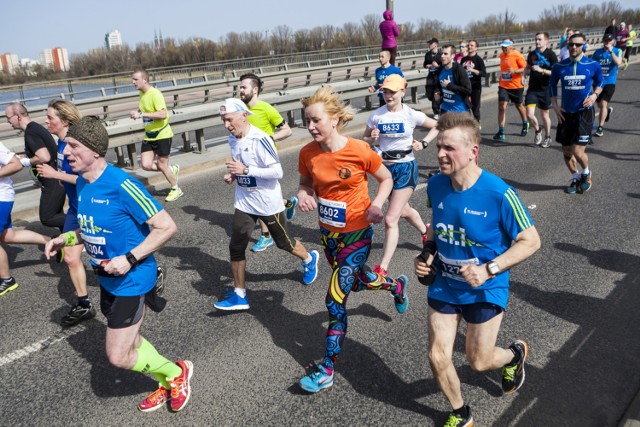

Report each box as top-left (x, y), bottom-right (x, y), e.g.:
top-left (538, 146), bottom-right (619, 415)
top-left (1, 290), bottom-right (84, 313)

top-left (1, 1), bottom-right (638, 85)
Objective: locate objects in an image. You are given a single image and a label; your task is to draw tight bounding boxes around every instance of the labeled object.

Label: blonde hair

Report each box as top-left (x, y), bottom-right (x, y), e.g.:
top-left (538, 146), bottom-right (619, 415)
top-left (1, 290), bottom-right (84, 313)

top-left (301, 86), bottom-right (355, 130)
top-left (48, 99), bottom-right (81, 126)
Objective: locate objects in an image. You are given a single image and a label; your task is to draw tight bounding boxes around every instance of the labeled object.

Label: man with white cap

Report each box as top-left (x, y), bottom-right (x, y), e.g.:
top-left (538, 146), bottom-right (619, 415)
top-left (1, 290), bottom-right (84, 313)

top-left (215, 99), bottom-right (319, 311)
top-left (44, 116), bottom-right (192, 413)
top-left (493, 38), bottom-right (529, 141)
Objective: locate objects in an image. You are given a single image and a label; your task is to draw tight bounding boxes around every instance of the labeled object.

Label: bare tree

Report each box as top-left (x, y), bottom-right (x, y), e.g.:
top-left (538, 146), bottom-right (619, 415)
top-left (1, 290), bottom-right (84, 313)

top-left (361, 14), bottom-right (380, 45)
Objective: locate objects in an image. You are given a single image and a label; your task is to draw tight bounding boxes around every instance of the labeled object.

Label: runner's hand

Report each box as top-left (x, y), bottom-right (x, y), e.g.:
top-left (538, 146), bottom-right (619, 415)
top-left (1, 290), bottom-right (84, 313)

top-left (298, 194), bottom-right (317, 212)
top-left (105, 255), bottom-right (132, 276)
top-left (460, 264), bottom-right (490, 288)
top-left (36, 163), bottom-right (57, 179)
top-left (223, 173), bottom-right (234, 184)
top-left (44, 237), bottom-right (65, 260)
top-left (365, 204), bottom-right (384, 223)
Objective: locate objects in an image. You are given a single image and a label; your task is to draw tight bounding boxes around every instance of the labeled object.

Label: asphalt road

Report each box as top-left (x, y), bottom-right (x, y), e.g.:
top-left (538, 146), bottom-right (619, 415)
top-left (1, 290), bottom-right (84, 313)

top-left (1, 65), bottom-right (639, 427)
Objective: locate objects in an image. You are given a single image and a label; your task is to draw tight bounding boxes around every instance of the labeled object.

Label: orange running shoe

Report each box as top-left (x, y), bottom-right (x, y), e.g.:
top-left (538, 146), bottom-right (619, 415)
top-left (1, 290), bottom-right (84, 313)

top-left (138, 385), bottom-right (170, 412)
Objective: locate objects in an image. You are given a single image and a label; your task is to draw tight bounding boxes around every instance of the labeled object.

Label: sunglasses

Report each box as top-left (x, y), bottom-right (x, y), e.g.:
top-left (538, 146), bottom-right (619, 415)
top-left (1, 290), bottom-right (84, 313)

top-left (567, 42), bottom-right (584, 47)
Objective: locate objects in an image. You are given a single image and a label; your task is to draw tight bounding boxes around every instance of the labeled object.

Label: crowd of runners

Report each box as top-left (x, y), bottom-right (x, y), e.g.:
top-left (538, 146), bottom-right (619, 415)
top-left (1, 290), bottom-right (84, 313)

top-left (0, 17), bottom-right (636, 426)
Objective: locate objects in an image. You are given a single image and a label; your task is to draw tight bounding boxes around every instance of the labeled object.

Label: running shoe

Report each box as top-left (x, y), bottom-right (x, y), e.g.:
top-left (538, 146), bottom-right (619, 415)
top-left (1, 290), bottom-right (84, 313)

top-left (302, 250), bottom-right (319, 285)
top-left (286, 196), bottom-right (298, 221)
top-left (565, 178), bottom-right (579, 195)
top-left (605, 106), bottom-right (613, 122)
top-left (594, 126), bottom-right (604, 137)
top-left (393, 275), bottom-right (409, 314)
top-left (541, 136), bottom-right (552, 148)
top-left (138, 385), bottom-right (170, 412)
top-left (443, 406), bottom-right (474, 427)
top-left (61, 302), bottom-right (96, 327)
top-left (520, 122), bottom-right (530, 137)
top-left (534, 130), bottom-right (542, 145)
top-left (502, 339), bottom-right (529, 394)
top-left (0, 277), bottom-right (18, 296)
top-left (373, 264), bottom-right (387, 277)
top-left (155, 266), bottom-right (165, 297)
top-left (170, 164), bottom-right (180, 185)
top-left (579, 171), bottom-right (592, 193)
top-left (299, 363), bottom-right (334, 393)
top-left (251, 235), bottom-right (274, 252)
top-left (169, 360), bottom-right (193, 412)
top-left (165, 188), bottom-right (183, 202)
top-left (492, 132), bottom-right (505, 141)
top-left (214, 290), bottom-right (250, 311)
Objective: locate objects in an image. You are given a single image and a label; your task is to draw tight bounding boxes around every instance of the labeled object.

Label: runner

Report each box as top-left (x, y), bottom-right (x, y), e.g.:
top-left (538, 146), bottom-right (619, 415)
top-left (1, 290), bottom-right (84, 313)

top-left (36, 100), bottom-right (96, 325)
top-left (434, 45), bottom-right (472, 114)
top-left (461, 39), bottom-right (487, 126)
top-left (296, 86), bottom-right (410, 393)
top-left (591, 33), bottom-right (623, 137)
top-left (423, 38), bottom-right (443, 119)
top-left (44, 116), bottom-right (192, 413)
top-left (214, 99), bottom-right (319, 311)
top-left (363, 74), bottom-right (438, 276)
top-left (493, 38), bottom-right (529, 141)
top-left (368, 50), bottom-right (404, 107)
top-left (623, 24), bottom-right (635, 69)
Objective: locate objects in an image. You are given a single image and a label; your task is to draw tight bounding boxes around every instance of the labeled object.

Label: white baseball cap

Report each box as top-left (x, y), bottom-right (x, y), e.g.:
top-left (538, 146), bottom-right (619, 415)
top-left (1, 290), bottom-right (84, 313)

top-left (219, 98), bottom-right (253, 116)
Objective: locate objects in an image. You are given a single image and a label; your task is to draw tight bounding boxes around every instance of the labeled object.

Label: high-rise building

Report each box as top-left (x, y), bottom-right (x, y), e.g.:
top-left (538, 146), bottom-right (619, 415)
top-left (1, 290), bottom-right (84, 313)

top-left (52, 47), bottom-right (69, 72)
top-left (0, 53), bottom-right (19, 74)
top-left (105, 30), bottom-right (122, 49)
top-left (39, 49), bottom-right (53, 68)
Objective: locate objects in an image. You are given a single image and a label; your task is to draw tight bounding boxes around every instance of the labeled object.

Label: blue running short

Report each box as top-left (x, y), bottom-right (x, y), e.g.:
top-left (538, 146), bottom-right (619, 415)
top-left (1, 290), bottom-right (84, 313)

top-left (63, 207), bottom-right (79, 233)
top-left (0, 201), bottom-right (14, 233)
top-left (428, 298), bottom-right (504, 324)
top-left (386, 159), bottom-right (419, 190)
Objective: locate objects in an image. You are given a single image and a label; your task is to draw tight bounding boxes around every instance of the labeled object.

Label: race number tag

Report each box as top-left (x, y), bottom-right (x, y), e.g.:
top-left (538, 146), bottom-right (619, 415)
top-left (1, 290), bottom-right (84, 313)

top-left (501, 72), bottom-right (512, 81)
top-left (377, 120), bottom-right (406, 137)
top-left (236, 175), bottom-right (257, 190)
top-left (81, 233), bottom-right (109, 264)
top-left (437, 253), bottom-right (479, 282)
top-left (442, 89), bottom-right (455, 103)
top-left (318, 197), bottom-right (347, 228)
top-left (57, 152), bottom-right (64, 171)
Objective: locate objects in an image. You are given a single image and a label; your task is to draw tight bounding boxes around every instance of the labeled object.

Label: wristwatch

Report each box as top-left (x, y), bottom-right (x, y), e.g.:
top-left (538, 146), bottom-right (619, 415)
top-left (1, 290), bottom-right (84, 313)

top-left (486, 261), bottom-right (500, 277)
top-left (125, 251), bottom-right (139, 268)
top-left (243, 166), bottom-right (250, 175)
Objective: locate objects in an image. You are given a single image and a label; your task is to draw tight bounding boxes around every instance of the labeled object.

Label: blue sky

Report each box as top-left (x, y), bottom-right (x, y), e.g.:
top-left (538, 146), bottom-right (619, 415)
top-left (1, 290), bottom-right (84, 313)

top-left (1, 0), bottom-right (636, 59)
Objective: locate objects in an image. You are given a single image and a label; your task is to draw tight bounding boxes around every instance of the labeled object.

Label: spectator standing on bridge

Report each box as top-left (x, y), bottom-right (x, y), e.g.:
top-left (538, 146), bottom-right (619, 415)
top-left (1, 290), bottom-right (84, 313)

top-left (130, 68), bottom-right (183, 202)
top-left (624, 24), bottom-right (635, 69)
top-left (423, 38), bottom-right (443, 119)
top-left (591, 33), bottom-right (622, 137)
top-left (414, 112), bottom-right (541, 427)
top-left (0, 142), bottom-right (53, 297)
top-left (368, 50), bottom-right (404, 107)
top-left (36, 100), bottom-right (96, 326)
top-left (297, 86), bottom-right (409, 393)
top-left (5, 102), bottom-right (67, 231)
top-left (435, 44), bottom-right (472, 114)
top-left (493, 38), bottom-right (529, 141)
top-left (461, 39), bottom-right (487, 126)
top-left (215, 99), bottom-right (319, 311)
top-left (363, 74), bottom-right (438, 277)
top-left (380, 9), bottom-right (400, 65)
top-left (550, 33), bottom-right (604, 195)
top-left (44, 116), bottom-right (192, 413)
top-left (524, 32), bottom-right (558, 148)
top-left (238, 73), bottom-right (297, 252)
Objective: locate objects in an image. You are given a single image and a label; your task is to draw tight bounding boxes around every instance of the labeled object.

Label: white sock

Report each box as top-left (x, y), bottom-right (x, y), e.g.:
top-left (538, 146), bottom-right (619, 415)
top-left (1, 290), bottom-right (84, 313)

top-left (303, 254), bottom-right (312, 264)
top-left (234, 288), bottom-right (247, 298)
top-left (572, 172), bottom-right (580, 180)
top-left (172, 185), bottom-right (179, 190)
top-left (582, 167), bottom-right (590, 175)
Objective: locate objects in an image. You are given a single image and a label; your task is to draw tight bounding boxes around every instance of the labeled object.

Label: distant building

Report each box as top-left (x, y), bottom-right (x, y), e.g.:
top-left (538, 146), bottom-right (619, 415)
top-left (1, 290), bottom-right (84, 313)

top-left (52, 47), bottom-right (69, 72)
top-left (105, 30), bottom-right (123, 49)
top-left (1, 53), bottom-right (19, 74)
top-left (39, 49), bottom-right (53, 68)
top-left (154, 29), bottom-right (165, 50)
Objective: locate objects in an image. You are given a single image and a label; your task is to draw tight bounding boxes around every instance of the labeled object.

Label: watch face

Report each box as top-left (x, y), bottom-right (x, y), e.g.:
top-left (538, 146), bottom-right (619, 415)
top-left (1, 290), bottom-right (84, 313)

top-left (488, 262), bottom-right (500, 275)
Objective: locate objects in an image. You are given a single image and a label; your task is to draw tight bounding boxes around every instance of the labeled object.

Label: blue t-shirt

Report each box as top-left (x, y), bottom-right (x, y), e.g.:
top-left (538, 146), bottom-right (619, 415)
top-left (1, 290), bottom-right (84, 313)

top-left (439, 67), bottom-right (469, 113)
top-left (549, 55), bottom-right (603, 113)
top-left (56, 139), bottom-right (78, 213)
top-left (591, 47), bottom-right (621, 86)
top-left (426, 170), bottom-right (534, 309)
top-left (76, 164), bottom-right (162, 296)
top-left (374, 65), bottom-right (404, 100)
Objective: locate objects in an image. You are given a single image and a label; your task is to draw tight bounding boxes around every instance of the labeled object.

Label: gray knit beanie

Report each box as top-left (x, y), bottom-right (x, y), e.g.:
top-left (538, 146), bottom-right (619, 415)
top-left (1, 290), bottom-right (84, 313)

top-left (67, 116), bottom-right (109, 157)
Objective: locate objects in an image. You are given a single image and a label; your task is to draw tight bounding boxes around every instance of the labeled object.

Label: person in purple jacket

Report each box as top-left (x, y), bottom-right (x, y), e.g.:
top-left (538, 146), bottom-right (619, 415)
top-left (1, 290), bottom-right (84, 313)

top-left (380, 9), bottom-right (400, 65)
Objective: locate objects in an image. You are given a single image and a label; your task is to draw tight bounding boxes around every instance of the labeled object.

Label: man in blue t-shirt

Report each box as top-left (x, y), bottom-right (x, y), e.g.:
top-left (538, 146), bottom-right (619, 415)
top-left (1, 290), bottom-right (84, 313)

top-left (44, 117), bottom-right (193, 414)
top-left (369, 50), bottom-right (404, 106)
top-left (550, 33), bottom-right (604, 195)
top-left (434, 44), bottom-right (472, 114)
top-left (414, 113), bottom-right (541, 427)
top-left (591, 33), bottom-right (623, 137)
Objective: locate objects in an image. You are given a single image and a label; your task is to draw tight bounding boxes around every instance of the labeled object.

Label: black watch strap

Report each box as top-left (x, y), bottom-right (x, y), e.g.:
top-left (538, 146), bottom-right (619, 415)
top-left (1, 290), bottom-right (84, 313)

top-left (125, 251), bottom-right (139, 267)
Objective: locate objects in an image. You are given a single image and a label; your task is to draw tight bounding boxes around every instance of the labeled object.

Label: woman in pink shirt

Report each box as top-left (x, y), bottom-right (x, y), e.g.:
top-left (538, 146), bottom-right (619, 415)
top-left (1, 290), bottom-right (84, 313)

top-left (380, 9), bottom-right (400, 65)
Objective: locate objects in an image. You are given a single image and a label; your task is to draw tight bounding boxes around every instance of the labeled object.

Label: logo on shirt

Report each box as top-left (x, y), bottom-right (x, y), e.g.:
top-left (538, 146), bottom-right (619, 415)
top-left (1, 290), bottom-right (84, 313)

top-left (91, 197), bottom-right (110, 205)
top-left (464, 207), bottom-right (487, 218)
top-left (338, 168), bottom-right (351, 180)
top-left (438, 202), bottom-right (444, 210)
top-left (434, 222), bottom-right (483, 248)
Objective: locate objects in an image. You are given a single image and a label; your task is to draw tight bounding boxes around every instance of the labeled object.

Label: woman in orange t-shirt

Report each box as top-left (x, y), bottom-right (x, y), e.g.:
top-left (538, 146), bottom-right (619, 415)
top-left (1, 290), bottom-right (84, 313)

top-left (296, 86), bottom-right (410, 394)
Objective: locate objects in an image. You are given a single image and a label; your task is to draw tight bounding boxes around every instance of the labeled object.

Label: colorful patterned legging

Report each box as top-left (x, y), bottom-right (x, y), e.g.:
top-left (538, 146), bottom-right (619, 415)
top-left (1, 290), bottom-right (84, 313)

top-left (320, 225), bottom-right (401, 369)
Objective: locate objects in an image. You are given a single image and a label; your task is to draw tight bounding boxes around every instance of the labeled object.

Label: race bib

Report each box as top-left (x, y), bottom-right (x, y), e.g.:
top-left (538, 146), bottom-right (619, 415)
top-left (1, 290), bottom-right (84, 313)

top-left (377, 120), bottom-right (406, 137)
top-left (501, 72), bottom-right (512, 81)
top-left (318, 197), bottom-right (346, 228)
top-left (442, 89), bottom-right (455, 103)
top-left (57, 152), bottom-right (64, 171)
top-left (81, 233), bottom-right (109, 263)
top-left (143, 117), bottom-right (153, 124)
top-left (438, 253), bottom-right (479, 282)
top-left (236, 175), bottom-right (257, 190)
top-left (601, 66), bottom-right (610, 76)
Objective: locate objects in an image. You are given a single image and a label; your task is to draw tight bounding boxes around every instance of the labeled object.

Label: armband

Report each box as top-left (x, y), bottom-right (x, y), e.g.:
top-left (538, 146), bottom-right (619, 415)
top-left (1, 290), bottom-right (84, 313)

top-left (61, 231), bottom-right (78, 247)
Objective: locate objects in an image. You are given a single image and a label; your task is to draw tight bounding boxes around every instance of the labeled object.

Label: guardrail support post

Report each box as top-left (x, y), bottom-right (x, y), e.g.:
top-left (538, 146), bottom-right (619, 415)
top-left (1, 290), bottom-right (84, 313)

top-left (194, 129), bottom-right (207, 153)
top-left (411, 87), bottom-right (418, 103)
top-left (181, 132), bottom-right (193, 152)
top-left (126, 144), bottom-right (139, 170)
top-left (115, 147), bottom-right (127, 168)
top-left (287, 110), bottom-right (295, 127)
top-left (365, 95), bottom-right (372, 111)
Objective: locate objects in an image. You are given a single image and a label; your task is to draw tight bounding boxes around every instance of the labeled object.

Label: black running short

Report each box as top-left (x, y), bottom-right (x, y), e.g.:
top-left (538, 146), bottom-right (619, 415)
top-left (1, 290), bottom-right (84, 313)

top-left (229, 209), bottom-right (296, 261)
top-left (100, 286), bottom-right (166, 329)
top-left (498, 87), bottom-right (524, 105)
top-left (525, 88), bottom-right (552, 110)
top-left (141, 137), bottom-right (172, 157)
top-left (596, 84), bottom-right (615, 103)
top-left (428, 298), bottom-right (504, 324)
top-left (556, 109), bottom-right (594, 146)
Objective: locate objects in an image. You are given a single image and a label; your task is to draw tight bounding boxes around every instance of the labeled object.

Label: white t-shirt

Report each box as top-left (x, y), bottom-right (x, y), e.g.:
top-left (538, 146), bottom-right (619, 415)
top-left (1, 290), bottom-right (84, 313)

top-left (0, 142), bottom-right (16, 202)
top-left (367, 104), bottom-right (427, 163)
top-left (229, 125), bottom-right (285, 216)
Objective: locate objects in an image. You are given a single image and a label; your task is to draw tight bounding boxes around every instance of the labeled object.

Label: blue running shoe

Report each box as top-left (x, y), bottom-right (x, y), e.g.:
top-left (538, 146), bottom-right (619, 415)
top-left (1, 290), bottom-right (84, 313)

top-left (286, 196), bottom-right (298, 221)
top-left (565, 178), bottom-right (579, 195)
top-left (302, 250), bottom-right (319, 285)
top-left (299, 363), bottom-right (333, 393)
top-left (214, 290), bottom-right (249, 311)
top-left (251, 235), bottom-right (274, 252)
top-left (394, 275), bottom-right (409, 314)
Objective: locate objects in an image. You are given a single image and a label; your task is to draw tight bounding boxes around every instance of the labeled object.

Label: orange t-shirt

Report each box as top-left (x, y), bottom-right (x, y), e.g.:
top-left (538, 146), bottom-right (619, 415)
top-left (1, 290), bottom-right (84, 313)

top-left (298, 137), bottom-right (383, 233)
top-left (499, 50), bottom-right (527, 89)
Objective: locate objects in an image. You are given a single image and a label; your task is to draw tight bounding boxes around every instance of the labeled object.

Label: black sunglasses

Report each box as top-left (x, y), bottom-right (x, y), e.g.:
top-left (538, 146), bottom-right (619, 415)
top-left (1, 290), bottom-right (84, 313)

top-left (567, 42), bottom-right (584, 47)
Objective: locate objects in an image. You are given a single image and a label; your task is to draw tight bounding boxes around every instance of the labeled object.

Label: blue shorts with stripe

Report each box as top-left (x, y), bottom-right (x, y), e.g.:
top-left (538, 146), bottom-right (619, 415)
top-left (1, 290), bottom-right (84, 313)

top-left (386, 159), bottom-right (419, 191)
top-left (0, 201), bottom-right (13, 233)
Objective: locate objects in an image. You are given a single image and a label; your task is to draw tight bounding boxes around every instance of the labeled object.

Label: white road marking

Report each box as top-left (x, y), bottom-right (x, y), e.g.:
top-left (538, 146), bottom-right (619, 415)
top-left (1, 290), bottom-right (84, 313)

top-left (0, 324), bottom-right (87, 367)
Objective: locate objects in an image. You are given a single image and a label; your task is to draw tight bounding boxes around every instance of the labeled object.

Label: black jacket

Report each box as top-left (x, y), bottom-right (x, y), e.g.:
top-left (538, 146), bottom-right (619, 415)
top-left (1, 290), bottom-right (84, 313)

top-left (434, 62), bottom-right (472, 110)
top-left (423, 49), bottom-right (443, 82)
